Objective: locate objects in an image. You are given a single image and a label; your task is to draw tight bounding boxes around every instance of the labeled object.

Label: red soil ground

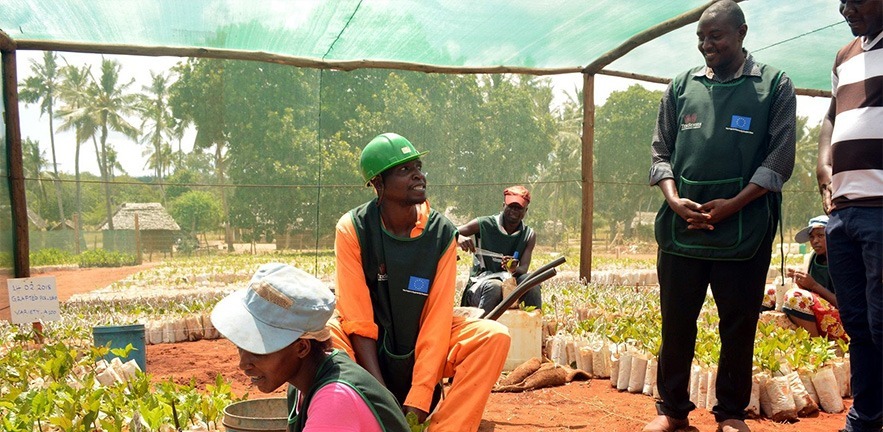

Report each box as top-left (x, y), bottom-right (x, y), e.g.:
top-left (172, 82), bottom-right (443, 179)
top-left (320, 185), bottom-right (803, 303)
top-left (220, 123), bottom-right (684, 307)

top-left (54, 264), bottom-right (850, 432)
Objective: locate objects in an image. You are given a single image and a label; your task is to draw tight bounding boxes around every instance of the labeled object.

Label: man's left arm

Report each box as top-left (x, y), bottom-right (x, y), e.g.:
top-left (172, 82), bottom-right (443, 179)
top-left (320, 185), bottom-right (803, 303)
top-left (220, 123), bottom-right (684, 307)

top-left (513, 230), bottom-right (536, 276)
top-left (817, 99), bottom-right (836, 214)
top-left (403, 235), bottom-right (457, 415)
top-left (700, 73), bottom-right (796, 226)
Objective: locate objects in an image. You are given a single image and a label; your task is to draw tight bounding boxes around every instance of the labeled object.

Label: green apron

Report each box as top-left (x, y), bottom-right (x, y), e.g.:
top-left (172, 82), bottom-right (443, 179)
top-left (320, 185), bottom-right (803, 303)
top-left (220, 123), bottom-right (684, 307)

top-left (287, 350), bottom-right (410, 432)
top-left (351, 199), bottom-right (457, 405)
top-left (808, 253), bottom-right (833, 293)
top-left (655, 65), bottom-right (783, 260)
top-left (460, 215), bottom-right (531, 304)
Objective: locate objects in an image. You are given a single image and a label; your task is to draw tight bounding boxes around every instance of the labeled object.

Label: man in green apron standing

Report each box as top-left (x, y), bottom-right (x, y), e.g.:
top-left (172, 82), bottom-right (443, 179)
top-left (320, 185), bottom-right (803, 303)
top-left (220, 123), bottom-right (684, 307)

top-left (643, 2), bottom-right (796, 432)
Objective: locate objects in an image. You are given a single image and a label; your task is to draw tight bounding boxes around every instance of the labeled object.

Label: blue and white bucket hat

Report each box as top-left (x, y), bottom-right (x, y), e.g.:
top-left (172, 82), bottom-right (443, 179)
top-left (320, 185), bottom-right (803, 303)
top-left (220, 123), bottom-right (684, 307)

top-left (794, 215), bottom-right (829, 243)
top-left (211, 263), bottom-right (335, 355)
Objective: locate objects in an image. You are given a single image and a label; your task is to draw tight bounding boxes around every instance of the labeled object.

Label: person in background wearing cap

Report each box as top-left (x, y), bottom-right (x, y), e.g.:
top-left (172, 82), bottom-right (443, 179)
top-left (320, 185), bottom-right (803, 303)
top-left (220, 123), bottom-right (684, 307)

top-left (770, 216), bottom-right (846, 340)
top-left (211, 263), bottom-right (410, 432)
top-left (645, 2), bottom-right (796, 431)
top-left (817, 1), bottom-right (883, 430)
top-left (456, 185), bottom-right (540, 315)
top-left (330, 133), bottom-right (510, 432)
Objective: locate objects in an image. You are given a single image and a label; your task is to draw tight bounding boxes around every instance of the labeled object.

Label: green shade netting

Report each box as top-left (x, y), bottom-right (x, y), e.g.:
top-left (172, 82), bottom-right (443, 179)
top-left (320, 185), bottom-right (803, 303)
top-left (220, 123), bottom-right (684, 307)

top-left (1, 0), bottom-right (853, 91)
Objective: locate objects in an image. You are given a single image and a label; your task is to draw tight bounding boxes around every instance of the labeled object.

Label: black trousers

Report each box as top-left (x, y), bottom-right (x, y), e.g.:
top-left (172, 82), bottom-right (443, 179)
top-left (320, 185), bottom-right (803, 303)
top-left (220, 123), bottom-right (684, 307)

top-left (655, 231), bottom-right (773, 422)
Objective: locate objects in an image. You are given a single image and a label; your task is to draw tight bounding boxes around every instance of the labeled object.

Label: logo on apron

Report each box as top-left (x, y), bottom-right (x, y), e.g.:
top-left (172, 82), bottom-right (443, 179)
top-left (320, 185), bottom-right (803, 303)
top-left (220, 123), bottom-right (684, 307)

top-left (405, 276), bottom-right (430, 295)
top-left (727, 115), bottom-right (754, 134)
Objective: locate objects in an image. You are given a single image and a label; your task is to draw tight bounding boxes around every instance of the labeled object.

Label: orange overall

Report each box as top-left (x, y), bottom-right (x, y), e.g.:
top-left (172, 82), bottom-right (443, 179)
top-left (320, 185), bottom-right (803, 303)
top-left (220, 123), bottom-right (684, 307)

top-left (332, 201), bottom-right (510, 432)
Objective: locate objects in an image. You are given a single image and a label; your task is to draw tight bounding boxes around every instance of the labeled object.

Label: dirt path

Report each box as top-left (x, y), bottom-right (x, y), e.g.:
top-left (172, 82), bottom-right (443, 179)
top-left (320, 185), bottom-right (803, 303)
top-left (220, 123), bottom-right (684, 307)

top-left (43, 262), bottom-right (158, 302)
top-left (147, 338), bottom-right (850, 432)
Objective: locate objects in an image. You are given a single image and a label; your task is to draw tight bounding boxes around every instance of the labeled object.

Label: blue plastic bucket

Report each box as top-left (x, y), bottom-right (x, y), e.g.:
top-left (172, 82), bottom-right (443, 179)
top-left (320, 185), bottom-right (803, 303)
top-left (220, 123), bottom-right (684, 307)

top-left (92, 324), bottom-right (146, 372)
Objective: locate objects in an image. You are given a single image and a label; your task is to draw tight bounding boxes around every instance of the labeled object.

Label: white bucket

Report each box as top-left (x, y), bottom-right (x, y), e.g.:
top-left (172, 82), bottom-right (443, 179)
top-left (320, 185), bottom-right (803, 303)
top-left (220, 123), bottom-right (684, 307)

top-left (497, 309), bottom-right (543, 371)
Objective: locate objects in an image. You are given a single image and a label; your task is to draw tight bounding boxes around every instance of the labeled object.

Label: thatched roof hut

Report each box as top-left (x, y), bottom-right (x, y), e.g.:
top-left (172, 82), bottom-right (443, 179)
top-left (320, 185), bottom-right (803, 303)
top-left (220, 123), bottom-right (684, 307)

top-left (26, 207), bottom-right (48, 231)
top-left (100, 203), bottom-right (180, 231)
top-left (100, 203), bottom-right (181, 253)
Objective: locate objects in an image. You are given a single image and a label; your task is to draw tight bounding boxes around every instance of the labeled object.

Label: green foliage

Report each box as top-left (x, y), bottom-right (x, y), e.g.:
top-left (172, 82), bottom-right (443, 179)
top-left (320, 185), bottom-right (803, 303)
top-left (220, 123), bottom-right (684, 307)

top-left (169, 190), bottom-right (223, 234)
top-left (168, 59), bottom-right (563, 243)
top-left (0, 337), bottom-right (241, 432)
top-left (30, 248), bottom-right (76, 266)
top-left (594, 85), bottom-right (664, 242)
top-left (782, 117), bottom-right (826, 235)
top-left (0, 252), bottom-right (11, 268)
top-left (164, 169), bottom-right (196, 201)
top-left (406, 411), bottom-right (430, 432)
top-left (78, 249), bottom-right (138, 268)
top-left (540, 279), bottom-right (847, 372)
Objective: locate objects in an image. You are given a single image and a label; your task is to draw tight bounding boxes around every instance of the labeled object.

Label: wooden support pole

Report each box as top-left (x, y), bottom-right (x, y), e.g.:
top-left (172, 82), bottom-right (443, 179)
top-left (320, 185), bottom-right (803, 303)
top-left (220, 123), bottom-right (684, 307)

top-left (0, 30), bottom-right (15, 52)
top-left (134, 213), bottom-right (142, 265)
top-left (584, 0), bottom-right (745, 74)
top-left (15, 39), bottom-right (582, 76)
top-left (1, 33), bottom-right (29, 279)
top-left (1, 30), bottom-right (41, 339)
top-left (580, 73), bottom-right (595, 283)
top-left (14, 39), bottom-right (829, 96)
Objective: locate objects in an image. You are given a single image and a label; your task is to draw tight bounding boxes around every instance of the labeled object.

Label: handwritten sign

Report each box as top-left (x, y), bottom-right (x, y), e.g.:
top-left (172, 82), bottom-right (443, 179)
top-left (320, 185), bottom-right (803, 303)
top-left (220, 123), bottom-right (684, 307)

top-left (5, 276), bottom-right (60, 324)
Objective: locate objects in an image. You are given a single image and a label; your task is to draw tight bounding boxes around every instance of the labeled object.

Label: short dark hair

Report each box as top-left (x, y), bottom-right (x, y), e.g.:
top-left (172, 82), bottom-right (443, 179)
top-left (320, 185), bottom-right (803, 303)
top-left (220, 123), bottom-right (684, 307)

top-left (306, 338), bottom-right (332, 360)
top-left (705, 0), bottom-right (746, 29)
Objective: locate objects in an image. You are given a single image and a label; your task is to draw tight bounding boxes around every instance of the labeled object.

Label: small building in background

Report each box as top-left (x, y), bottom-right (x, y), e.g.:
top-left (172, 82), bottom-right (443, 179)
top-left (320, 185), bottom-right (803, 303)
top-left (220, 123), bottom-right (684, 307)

top-left (100, 203), bottom-right (181, 255)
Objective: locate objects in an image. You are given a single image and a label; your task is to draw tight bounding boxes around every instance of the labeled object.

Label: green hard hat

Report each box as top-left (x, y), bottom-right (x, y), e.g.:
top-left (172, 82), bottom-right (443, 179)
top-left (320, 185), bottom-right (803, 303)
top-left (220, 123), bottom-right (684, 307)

top-left (359, 133), bottom-right (427, 183)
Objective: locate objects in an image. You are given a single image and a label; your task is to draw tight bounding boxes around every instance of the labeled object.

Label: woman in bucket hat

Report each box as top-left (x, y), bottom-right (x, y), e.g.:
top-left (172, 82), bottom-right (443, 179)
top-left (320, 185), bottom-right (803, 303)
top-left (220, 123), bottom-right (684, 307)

top-left (211, 263), bottom-right (409, 432)
top-left (783, 216), bottom-right (846, 340)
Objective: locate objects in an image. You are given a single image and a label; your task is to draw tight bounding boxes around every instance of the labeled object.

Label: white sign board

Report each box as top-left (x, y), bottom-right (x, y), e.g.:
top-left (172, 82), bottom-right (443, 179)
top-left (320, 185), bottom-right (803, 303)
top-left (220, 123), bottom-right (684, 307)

top-left (6, 276), bottom-right (60, 324)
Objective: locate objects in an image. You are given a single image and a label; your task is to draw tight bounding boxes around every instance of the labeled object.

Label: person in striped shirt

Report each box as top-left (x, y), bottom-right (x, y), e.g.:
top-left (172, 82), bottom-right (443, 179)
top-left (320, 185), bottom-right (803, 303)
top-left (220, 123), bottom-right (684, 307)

top-left (816, 1), bottom-right (883, 431)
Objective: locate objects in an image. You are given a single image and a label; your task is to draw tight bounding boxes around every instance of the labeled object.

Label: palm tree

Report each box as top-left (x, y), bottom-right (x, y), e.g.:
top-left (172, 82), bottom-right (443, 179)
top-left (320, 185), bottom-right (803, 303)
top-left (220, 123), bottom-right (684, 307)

top-left (169, 117), bottom-right (189, 173)
top-left (142, 142), bottom-right (173, 182)
top-left (137, 71), bottom-right (175, 202)
top-left (87, 58), bottom-right (139, 232)
top-left (106, 147), bottom-right (128, 180)
top-left (21, 138), bottom-right (50, 209)
top-left (56, 63), bottom-right (96, 246)
top-left (169, 58), bottom-right (234, 251)
top-left (539, 85), bottom-right (583, 245)
top-left (19, 51), bottom-right (66, 226)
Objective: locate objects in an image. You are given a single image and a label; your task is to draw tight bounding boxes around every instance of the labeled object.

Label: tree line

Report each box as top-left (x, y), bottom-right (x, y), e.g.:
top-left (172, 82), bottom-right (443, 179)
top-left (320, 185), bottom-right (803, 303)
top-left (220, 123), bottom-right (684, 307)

top-left (16, 51), bottom-right (824, 252)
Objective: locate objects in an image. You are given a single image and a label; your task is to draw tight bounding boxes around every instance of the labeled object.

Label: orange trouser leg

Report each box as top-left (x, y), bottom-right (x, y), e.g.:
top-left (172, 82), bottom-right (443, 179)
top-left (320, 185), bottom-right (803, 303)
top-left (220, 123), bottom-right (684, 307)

top-left (429, 317), bottom-right (510, 432)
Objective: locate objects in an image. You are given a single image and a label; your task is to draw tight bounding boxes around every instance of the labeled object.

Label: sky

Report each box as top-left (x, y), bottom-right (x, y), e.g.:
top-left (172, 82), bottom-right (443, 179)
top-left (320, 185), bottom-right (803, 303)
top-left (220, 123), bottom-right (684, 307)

top-left (15, 51), bottom-right (831, 178)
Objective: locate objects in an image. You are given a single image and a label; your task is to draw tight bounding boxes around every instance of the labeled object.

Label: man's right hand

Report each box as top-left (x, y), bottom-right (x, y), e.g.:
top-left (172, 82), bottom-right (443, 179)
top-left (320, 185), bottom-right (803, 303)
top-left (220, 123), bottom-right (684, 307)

top-left (658, 178), bottom-right (711, 230)
top-left (820, 184), bottom-right (834, 215)
top-left (458, 236), bottom-right (476, 252)
top-left (668, 197), bottom-right (712, 230)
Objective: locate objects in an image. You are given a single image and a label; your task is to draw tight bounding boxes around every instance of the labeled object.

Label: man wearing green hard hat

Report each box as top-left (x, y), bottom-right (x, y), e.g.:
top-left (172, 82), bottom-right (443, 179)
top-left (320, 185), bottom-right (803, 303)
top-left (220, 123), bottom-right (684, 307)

top-left (329, 132), bottom-right (511, 432)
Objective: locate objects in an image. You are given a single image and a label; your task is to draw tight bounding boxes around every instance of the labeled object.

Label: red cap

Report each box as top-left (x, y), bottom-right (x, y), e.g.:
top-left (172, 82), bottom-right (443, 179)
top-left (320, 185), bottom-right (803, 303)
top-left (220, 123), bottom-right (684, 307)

top-left (503, 185), bottom-right (531, 206)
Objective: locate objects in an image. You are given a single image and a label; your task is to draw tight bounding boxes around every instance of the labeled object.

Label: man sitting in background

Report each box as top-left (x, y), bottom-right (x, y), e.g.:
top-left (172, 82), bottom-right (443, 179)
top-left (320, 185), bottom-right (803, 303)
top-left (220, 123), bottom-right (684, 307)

top-left (457, 185), bottom-right (540, 315)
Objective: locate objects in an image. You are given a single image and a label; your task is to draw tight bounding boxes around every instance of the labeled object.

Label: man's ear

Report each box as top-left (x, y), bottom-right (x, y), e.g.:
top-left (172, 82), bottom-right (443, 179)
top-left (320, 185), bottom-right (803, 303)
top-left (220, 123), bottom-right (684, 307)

top-left (738, 23), bottom-right (747, 42)
top-left (370, 176), bottom-right (383, 191)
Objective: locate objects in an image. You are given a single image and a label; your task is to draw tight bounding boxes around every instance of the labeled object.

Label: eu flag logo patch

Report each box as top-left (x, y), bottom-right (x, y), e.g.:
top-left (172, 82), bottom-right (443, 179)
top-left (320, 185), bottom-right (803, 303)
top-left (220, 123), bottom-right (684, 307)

top-left (406, 276), bottom-right (430, 295)
top-left (729, 115), bottom-right (752, 131)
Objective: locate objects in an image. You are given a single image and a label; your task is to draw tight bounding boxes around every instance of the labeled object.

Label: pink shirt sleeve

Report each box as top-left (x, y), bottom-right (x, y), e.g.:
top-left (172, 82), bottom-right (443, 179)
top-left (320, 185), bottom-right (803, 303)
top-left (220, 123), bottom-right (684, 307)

top-left (303, 383), bottom-right (383, 432)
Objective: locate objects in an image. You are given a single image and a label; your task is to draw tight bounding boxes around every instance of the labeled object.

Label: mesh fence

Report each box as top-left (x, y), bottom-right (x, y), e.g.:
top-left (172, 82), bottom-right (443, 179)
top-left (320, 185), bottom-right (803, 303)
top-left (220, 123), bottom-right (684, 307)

top-left (5, 53), bottom-right (827, 277)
